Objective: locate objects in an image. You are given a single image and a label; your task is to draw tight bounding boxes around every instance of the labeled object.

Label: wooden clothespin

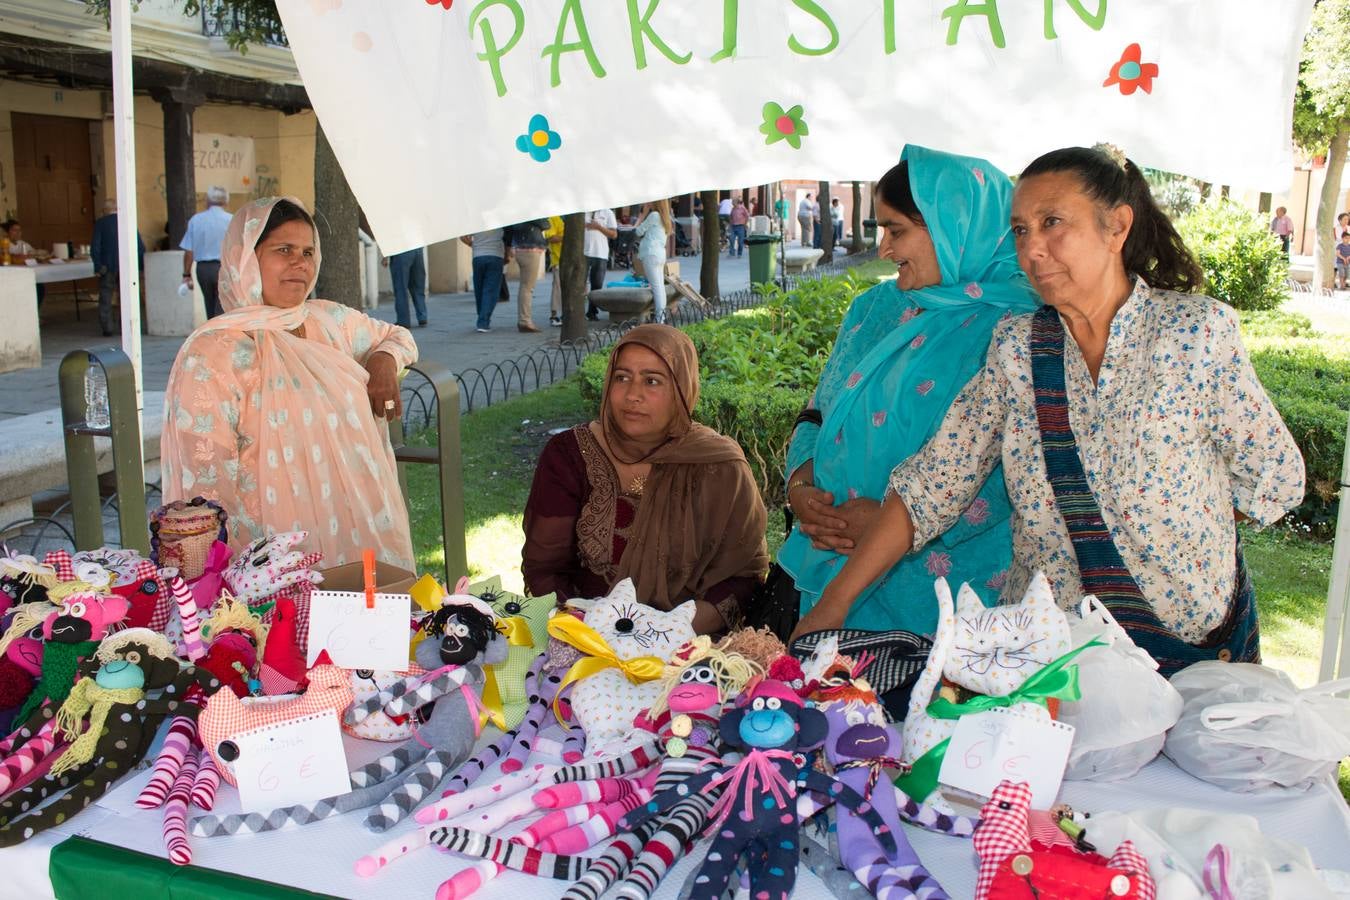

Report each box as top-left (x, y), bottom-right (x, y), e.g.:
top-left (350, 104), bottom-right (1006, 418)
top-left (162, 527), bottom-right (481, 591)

top-left (362, 548), bottom-right (377, 609)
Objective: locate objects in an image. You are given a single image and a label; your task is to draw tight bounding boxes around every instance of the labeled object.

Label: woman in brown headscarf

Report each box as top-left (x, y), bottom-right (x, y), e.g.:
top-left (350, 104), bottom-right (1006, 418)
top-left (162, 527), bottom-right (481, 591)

top-left (522, 325), bottom-right (769, 633)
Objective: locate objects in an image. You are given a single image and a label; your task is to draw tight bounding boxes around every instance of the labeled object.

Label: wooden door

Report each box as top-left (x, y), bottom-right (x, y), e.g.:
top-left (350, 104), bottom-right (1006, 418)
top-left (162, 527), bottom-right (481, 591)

top-left (11, 112), bottom-right (95, 252)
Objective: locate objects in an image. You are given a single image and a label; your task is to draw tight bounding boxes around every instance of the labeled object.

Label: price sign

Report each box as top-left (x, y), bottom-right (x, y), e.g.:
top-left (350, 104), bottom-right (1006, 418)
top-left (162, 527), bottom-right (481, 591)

top-left (233, 711), bottom-right (351, 814)
top-left (306, 590), bottom-right (412, 671)
top-left (938, 707), bottom-right (1074, 808)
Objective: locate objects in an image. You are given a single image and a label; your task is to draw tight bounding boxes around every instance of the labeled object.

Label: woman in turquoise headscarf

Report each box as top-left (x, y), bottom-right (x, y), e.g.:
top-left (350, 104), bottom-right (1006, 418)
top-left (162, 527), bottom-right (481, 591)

top-left (781, 146), bottom-right (1040, 638)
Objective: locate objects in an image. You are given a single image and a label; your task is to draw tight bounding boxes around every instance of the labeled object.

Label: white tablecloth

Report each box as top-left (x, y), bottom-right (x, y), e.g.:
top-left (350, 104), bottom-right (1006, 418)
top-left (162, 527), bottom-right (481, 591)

top-left (29, 259), bottom-right (95, 285)
top-left (7, 728), bottom-right (1350, 900)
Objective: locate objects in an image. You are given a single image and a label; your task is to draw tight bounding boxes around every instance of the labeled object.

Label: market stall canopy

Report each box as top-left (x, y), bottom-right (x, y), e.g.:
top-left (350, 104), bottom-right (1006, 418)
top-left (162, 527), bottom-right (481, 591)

top-left (275, 0), bottom-right (1313, 255)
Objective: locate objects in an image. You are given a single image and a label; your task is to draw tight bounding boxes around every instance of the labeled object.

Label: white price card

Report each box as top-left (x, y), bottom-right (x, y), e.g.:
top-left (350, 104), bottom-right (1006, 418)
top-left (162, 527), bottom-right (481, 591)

top-left (306, 590), bottom-right (412, 671)
top-left (937, 707), bottom-right (1074, 808)
top-left (233, 711), bottom-right (351, 814)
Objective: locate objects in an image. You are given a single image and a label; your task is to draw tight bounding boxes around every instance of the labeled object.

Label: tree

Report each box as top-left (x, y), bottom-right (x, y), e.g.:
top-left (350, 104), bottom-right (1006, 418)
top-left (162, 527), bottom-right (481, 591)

top-left (1294, 0), bottom-right (1350, 292)
top-left (850, 181), bottom-right (866, 254)
top-left (91, 1), bottom-right (364, 303)
top-left (559, 212), bottom-right (587, 342)
top-left (700, 190), bottom-right (720, 300)
top-left (818, 181), bottom-right (834, 260)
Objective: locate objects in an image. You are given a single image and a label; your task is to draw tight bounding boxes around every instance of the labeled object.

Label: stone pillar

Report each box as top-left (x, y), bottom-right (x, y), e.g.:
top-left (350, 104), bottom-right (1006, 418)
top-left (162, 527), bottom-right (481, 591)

top-left (427, 239), bottom-right (470, 294)
top-left (153, 88), bottom-right (203, 249)
top-left (0, 266), bottom-right (40, 374)
top-left (145, 250), bottom-right (205, 336)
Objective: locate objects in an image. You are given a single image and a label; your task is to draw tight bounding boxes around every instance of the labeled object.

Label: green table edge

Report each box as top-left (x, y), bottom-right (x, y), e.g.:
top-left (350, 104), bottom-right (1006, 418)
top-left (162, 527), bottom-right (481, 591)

top-left (50, 835), bottom-right (340, 900)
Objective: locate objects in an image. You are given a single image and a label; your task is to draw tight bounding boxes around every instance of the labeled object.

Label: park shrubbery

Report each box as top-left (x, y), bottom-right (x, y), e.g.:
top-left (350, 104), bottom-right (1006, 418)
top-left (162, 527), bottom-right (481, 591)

top-left (1177, 201), bottom-right (1289, 311)
top-left (581, 268), bottom-right (1344, 532)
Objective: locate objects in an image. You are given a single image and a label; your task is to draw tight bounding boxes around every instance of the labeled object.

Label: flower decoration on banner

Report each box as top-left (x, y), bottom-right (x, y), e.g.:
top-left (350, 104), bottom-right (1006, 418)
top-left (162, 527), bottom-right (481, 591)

top-left (760, 102), bottom-right (809, 149)
top-left (424, 0), bottom-right (453, 9)
top-left (1103, 43), bottom-right (1158, 95)
top-left (516, 114), bottom-right (562, 163)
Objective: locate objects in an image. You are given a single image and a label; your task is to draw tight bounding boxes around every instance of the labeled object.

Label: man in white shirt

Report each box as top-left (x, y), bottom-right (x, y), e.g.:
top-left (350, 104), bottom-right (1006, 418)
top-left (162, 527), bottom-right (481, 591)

top-left (583, 209), bottom-right (617, 320)
top-left (180, 185), bottom-right (233, 318)
top-left (797, 194), bottom-right (814, 247)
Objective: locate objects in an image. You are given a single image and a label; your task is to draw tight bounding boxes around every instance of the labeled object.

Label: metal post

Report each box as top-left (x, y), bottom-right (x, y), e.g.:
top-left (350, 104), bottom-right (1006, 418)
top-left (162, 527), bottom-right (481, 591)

top-left (1318, 415), bottom-right (1350, 681)
top-left (110, 0), bottom-right (145, 421)
top-left (58, 349), bottom-right (150, 555)
top-left (387, 361), bottom-right (467, 587)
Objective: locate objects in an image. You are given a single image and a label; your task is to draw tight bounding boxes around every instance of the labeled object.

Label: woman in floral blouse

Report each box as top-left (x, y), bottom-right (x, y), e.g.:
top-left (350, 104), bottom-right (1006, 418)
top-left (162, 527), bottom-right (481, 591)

top-left (797, 146), bottom-right (1304, 675)
top-left (161, 198), bottom-right (418, 568)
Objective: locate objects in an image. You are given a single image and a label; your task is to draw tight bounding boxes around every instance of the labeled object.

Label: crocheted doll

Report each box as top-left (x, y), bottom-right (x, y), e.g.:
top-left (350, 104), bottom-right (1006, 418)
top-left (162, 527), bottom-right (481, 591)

top-left (0, 628), bottom-right (219, 845)
top-left (622, 680), bottom-right (900, 900)
top-left (897, 574), bottom-right (1073, 804)
top-left (193, 597), bottom-right (506, 837)
top-left (973, 780), bottom-right (1155, 900)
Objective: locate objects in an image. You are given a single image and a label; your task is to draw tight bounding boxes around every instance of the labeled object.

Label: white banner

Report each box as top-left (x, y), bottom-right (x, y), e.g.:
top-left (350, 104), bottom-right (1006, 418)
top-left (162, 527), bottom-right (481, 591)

top-left (194, 132), bottom-right (257, 195)
top-left (276, 0), bottom-right (1313, 254)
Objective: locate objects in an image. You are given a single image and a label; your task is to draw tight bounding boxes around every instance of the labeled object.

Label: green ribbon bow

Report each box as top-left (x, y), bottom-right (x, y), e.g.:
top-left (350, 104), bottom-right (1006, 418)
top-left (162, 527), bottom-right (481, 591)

top-left (894, 638), bottom-right (1103, 802)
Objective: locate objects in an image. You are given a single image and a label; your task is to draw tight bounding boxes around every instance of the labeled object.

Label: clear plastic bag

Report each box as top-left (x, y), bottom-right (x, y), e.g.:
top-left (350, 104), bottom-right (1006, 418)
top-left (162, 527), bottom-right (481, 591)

top-left (1060, 596), bottom-right (1184, 781)
top-left (1163, 662), bottom-right (1350, 792)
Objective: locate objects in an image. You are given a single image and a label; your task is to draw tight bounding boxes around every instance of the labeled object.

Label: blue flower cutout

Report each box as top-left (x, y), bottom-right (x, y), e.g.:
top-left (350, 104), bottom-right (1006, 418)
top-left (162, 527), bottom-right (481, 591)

top-left (516, 114), bottom-right (562, 163)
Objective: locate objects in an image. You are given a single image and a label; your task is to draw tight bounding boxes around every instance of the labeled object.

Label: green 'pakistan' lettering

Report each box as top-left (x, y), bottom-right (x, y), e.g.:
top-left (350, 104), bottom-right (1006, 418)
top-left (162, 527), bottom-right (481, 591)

top-left (542, 0), bottom-right (608, 88)
top-left (941, 0), bottom-right (1006, 49)
top-left (712, 0), bottom-right (739, 63)
top-left (788, 0), bottom-right (839, 57)
top-left (1043, 0), bottom-right (1107, 39)
top-left (468, 0), bottom-right (525, 98)
top-left (627, 0), bottom-right (692, 69)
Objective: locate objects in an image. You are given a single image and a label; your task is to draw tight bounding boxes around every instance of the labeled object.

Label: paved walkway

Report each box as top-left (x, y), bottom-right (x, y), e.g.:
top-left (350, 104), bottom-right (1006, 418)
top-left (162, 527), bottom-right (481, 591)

top-left (0, 250), bottom-right (756, 420)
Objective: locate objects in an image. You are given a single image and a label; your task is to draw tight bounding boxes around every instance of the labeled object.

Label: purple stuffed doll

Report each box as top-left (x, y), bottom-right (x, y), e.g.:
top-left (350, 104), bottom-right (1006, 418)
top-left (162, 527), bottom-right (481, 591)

top-left (819, 681), bottom-right (953, 900)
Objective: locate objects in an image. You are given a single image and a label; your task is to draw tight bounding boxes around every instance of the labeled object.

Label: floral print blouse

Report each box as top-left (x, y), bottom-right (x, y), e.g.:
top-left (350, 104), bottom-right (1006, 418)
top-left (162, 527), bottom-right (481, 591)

top-left (891, 278), bottom-right (1305, 641)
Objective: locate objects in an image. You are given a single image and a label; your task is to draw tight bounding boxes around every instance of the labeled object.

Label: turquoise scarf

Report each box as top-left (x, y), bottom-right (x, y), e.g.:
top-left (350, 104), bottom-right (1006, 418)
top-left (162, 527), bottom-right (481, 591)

top-left (779, 145), bottom-right (1040, 634)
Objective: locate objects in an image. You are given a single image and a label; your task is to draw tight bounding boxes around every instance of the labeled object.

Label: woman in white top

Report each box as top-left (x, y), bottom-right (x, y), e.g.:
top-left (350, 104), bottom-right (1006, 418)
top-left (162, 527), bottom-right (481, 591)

top-left (634, 199), bottom-right (672, 323)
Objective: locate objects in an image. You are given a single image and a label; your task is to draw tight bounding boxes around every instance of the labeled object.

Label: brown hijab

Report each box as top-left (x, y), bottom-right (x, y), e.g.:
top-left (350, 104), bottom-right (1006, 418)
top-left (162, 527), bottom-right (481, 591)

top-left (598, 326), bottom-right (769, 611)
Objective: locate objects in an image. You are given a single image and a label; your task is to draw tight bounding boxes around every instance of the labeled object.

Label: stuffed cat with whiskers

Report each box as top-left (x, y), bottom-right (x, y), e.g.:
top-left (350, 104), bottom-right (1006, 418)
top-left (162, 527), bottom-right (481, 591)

top-left (897, 572), bottom-right (1072, 803)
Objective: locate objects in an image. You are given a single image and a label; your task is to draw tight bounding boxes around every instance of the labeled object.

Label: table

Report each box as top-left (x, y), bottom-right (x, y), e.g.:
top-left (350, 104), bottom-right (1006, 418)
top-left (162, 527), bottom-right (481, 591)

top-left (7, 735), bottom-right (1349, 900)
top-left (30, 258), bottom-right (96, 285)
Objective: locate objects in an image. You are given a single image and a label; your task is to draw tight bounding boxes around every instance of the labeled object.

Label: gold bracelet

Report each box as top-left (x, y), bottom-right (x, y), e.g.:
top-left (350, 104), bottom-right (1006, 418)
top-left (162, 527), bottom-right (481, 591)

top-left (786, 479), bottom-right (813, 495)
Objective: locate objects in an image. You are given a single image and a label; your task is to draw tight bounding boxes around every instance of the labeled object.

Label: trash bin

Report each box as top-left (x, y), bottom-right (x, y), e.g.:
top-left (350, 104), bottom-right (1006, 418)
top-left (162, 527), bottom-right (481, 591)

top-left (747, 233), bottom-right (781, 286)
top-left (863, 218), bottom-right (878, 247)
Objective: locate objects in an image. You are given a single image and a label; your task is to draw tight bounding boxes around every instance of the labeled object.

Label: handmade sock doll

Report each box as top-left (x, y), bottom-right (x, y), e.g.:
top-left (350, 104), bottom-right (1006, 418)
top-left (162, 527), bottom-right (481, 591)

top-left (11, 591), bottom-right (129, 725)
top-left (220, 532), bottom-right (323, 655)
top-left (467, 576), bottom-right (555, 730)
top-left (818, 681), bottom-right (950, 900)
top-left (621, 680), bottom-right (901, 900)
top-left (0, 551), bottom-right (55, 610)
top-left (0, 628), bottom-right (219, 845)
top-left (896, 573), bottom-right (1074, 805)
top-left (192, 597), bottom-right (507, 837)
top-left (973, 780), bottom-right (1155, 900)
top-left (195, 595), bottom-right (267, 698)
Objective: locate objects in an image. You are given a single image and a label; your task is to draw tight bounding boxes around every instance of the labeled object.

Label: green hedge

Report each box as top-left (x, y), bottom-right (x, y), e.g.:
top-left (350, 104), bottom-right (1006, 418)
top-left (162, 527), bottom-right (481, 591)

top-left (1177, 201), bottom-right (1289, 311)
top-left (581, 273), bottom-right (1344, 534)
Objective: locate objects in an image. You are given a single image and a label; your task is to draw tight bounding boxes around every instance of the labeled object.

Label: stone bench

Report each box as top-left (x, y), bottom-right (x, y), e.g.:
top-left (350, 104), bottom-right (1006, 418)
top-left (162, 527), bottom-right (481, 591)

top-left (783, 248), bottom-right (825, 274)
top-left (587, 286), bottom-right (654, 320)
top-left (0, 393), bottom-right (165, 534)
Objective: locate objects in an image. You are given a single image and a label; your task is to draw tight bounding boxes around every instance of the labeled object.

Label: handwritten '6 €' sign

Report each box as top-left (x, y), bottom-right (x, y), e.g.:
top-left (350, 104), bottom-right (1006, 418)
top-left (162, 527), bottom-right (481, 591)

top-left (938, 708), bottom-right (1075, 808)
top-left (233, 712), bottom-right (352, 815)
top-left (306, 589), bottom-right (413, 671)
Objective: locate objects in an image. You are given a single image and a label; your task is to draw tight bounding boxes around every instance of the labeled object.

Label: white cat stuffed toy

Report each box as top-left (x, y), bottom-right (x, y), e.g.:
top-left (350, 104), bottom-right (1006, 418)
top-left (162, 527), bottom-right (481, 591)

top-left (563, 578), bottom-right (697, 756)
top-left (900, 572), bottom-right (1072, 801)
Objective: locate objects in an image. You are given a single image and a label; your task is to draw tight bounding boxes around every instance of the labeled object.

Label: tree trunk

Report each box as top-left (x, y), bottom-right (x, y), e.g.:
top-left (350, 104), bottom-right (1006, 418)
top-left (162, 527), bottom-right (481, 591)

top-left (699, 189), bottom-right (720, 300)
top-left (818, 181), bottom-right (834, 260)
top-left (1313, 126), bottom-right (1349, 293)
top-left (313, 121), bottom-right (362, 308)
top-left (559, 212), bottom-right (587, 342)
top-left (850, 181), bottom-right (866, 254)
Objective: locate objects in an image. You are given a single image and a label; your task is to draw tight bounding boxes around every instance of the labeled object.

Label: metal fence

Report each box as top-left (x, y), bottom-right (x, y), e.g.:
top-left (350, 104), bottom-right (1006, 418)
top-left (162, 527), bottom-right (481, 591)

top-left (399, 250), bottom-right (877, 431)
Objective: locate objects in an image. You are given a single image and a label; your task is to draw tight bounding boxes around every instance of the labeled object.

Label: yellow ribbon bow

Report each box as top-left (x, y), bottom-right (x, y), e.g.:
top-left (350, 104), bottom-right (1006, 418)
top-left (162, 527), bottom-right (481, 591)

top-left (547, 613), bottom-right (665, 726)
top-left (496, 616), bottom-right (535, 648)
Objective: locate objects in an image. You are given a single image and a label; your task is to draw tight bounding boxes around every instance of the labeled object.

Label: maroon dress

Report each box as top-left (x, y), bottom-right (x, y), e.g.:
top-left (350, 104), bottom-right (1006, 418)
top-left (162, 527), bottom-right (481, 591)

top-left (522, 425), bottom-right (756, 624)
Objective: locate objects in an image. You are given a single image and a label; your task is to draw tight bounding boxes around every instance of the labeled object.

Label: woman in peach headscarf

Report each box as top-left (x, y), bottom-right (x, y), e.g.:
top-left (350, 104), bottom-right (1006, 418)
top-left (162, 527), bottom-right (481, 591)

top-left (161, 197), bottom-right (417, 568)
